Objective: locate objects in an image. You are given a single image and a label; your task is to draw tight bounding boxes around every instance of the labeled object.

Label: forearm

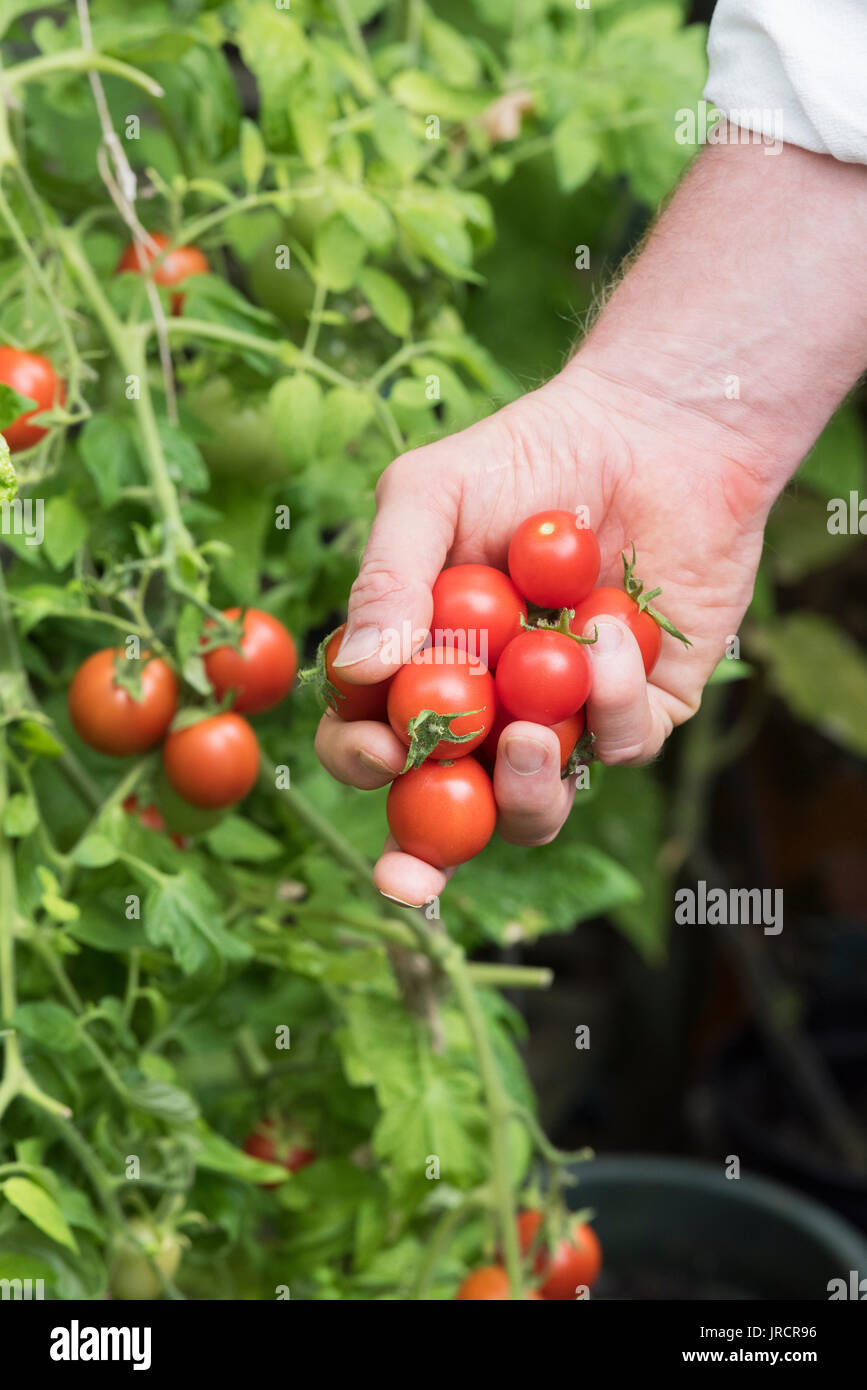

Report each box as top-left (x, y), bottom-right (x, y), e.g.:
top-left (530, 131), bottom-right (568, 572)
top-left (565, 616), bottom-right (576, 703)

top-left (561, 137), bottom-right (867, 496)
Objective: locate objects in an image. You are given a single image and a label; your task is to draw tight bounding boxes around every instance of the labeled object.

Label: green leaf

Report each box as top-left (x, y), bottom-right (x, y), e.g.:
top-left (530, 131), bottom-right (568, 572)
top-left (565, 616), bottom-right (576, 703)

top-left (395, 191), bottom-right (479, 281)
top-left (452, 831), bottom-right (641, 944)
top-left (269, 372), bottom-right (323, 465)
top-left (552, 118), bottom-right (599, 192)
top-left (423, 15), bottom-right (481, 87)
top-left (1, 1179), bottom-right (78, 1253)
top-left (11, 1002), bottom-right (80, 1052)
top-left (240, 117), bottom-right (266, 190)
top-left (125, 1077), bottom-right (199, 1125)
top-left (79, 414), bottom-right (142, 506)
top-left (390, 70), bottom-right (487, 121)
top-left (157, 422), bottom-right (209, 493)
top-left (318, 386), bottom-right (375, 453)
top-left (204, 815), bottom-right (284, 863)
top-left (72, 834), bottom-right (118, 868)
top-left (753, 613), bottom-right (867, 758)
top-left (194, 1121), bottom-right (289, 1184)
top-left (43, 497), bottom-right (88, 571)
top-left (372, 100), bottom-right (423, 174)
top-left (333, 187), bottom-right (394, 253)
top-left (357, 266), bottom-right (411, 337)
top-left (143, 870), bottom-right (251, 974)
top-left (313, 214), bottom-right (367, 292)
top-left (2, 793), bottom-right (38, 837)
top-left (12, 720), bottom-right (63, 758)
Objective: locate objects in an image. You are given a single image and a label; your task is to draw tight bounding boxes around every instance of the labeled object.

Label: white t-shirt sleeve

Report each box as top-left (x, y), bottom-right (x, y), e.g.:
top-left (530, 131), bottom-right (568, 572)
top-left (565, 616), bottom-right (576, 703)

top-left (704, 0), bottom-right (867, 164)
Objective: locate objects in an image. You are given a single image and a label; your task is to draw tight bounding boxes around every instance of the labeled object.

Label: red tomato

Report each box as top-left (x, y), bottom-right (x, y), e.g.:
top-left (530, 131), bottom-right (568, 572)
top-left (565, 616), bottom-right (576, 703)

top-left (116, 232), bottom-right (209, 313)
top-left (387, 757), bottom-right (496, 868)
top-left (429, 564), bottom-right (526, 671)
top-left (324, 624), bottom-right (392, 722)
top-left (455, 1266), bottom-right (541, 1300)
top-left (517, 1210), bottom-right (602, 1299)
top-left (495, 630), bottom-right (591, 726)
top-left (162, 713), bottom-right (260, 809)
top-left (68, 650), bottom-right (178, 757)
top-left (481, 703), bottom-right (585, 774)
top-left (387, 648), bottom-right (496, 761)
top-left (243, 1121), bottom-right (316, 1188)
top-left (570, 586), bottom-right (662, 676)
top-left (203, 608), bottom-right (297, 714)
top-left (0, 347), bottom-right (66, 452)
top-left (508, 510), bottom-right (600, 609)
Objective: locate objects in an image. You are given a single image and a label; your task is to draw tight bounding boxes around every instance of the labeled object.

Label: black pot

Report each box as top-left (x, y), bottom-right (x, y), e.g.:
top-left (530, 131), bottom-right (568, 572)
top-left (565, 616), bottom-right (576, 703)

top-left (569, 1156), bottom-right (867, 1300)
top-left (708, 1025), bottom-right (867, 1234)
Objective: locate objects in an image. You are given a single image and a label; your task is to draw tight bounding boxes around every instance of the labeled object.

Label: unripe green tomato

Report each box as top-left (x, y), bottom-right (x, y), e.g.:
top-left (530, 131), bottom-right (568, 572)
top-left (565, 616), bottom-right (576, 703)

top-left (247, 241), bottom-right (315, 328)
top-left (184, 376), bottom-right (288, 482)
top-left (109, 1219), bottom-right (183, 1301)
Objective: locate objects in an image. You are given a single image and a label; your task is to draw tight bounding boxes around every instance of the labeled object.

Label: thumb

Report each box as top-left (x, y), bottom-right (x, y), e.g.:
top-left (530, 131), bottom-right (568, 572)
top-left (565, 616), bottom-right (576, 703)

top-left (333, 450), bottom-right (458, 681)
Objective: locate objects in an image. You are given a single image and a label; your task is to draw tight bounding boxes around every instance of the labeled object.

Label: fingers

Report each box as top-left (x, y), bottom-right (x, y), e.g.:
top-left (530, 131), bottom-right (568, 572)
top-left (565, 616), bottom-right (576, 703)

top-left (373, 838), bottom-right (454, 907)
top-left (494, 721), bottom-right (576, 845)
top-left (333, 449), bottom-right (460, 682)
top-left (584, 618), bottom-right (671, 764)
top-left (314, 710), bottom-right (406, 789)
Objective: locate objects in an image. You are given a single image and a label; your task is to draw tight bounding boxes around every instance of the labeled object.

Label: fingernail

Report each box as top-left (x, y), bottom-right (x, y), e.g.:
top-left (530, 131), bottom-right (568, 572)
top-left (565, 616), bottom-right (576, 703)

top-left (588, 618), bottom-right (624, 654)
top-left (333, 625), bottom-right (381, 668)
top-left (380, 891), bottom-right (424, 908)
top-left (359, 749), bottom-right (397, 775)
top-left (505, 736), bottom-right (547, 775)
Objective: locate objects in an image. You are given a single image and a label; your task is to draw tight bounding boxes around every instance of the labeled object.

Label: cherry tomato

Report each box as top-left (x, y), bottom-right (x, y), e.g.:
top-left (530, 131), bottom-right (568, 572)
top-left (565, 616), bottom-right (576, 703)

top-left (68, 649), bottom-right (178, 757)
top-left (387, 756), bottom-right (496, 868)
top-left (517, 1210), bottom-right (602, 1299)
top-left (324, 624), bottom-right (393, 722)
top-left (429, 564), bottom-right (526, 671)
top-left (109, 1218), bottom-right (184, 1301)
top-left (162, 713), bottom-right (260, 809)
top-left (481, 703), bottom-right (585, 773)
top-left (495, 630), bottom-right (591, 726)
top-left (116, 232), bottom-right (209, 313)
top-left (203, 607), bottom-right (297, 714)
top-left (570, 586), bottom-right (661, 676)
top-left (243, 1121), bottom-right (316, 1188)
top-left (508, 510), bottom-right (600, 609)
top-left (455, 1266), bottom-right (541, 1300)
top-left (0, 347), bottom-right (66, 452)
top-left (387, 648), bottom-right (496, 761)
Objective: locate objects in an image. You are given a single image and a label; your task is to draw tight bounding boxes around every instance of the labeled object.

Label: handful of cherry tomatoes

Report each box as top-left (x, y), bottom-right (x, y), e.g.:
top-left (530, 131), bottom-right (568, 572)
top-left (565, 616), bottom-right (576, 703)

top-left (314, 510), bottom-right (688, 872)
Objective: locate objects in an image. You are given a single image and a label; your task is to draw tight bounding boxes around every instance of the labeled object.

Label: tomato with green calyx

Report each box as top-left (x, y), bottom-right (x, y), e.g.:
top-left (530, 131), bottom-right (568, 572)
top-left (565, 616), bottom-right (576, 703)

top-left (429, 564), bottom-right (526, 671)
top-left (495, 628), bottom-right (591, 727)
top-left (243, 1120), bottom-right (316, 1188)
top-left (480, 703), bottom-right (585, 775)
top-left (517, 1209), bottom-right (602, 1299)
top-left (0, 347), bottom-right (66, 452)
top-left (109, 1218), bottom-right (185, 1301)
top-left (387, 756), bottom-right (496, 868)
top-left (306, 623), bottom-right (393, 722)
top-left (202, 607), bottom-right (297, 715)
top-left (455, 1266), bottom-right (541, 1300)
top-left (508, 510), bottom-right (600, 609)
top-left (387, 647), bottom-right (496, 768)
top-left (68, 649), bottom-right (177, 757)
top-left (116, 232), bottom-right (209, 313)
top-left (570, 545), bottom-right (690, 675)
top-left (162, 713), bottom-right (260, 809)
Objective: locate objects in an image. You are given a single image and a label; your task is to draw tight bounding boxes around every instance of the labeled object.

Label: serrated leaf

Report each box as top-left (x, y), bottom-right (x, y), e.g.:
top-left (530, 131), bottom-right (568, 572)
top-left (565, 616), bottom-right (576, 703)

top-left (552, 117), bottom-right (599, 192)
top-left (72, 835), bottom-right (118, 868)
top-left (125, 1077), bottom-right (199, 1125)
top-left (333, 186), bottom-right (394, 253)
top-left (204, 815), bottom-right (283, 863)
top-left (313, 215), bottom-right (366, 292)
top-left (11, 1002), bottom-right (80, 1052)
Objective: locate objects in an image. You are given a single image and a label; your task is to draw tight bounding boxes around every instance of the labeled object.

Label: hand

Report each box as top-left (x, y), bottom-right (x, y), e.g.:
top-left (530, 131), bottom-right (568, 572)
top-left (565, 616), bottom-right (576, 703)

top-left (315, 357), bottom-right (775, 905)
